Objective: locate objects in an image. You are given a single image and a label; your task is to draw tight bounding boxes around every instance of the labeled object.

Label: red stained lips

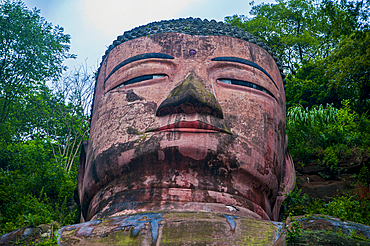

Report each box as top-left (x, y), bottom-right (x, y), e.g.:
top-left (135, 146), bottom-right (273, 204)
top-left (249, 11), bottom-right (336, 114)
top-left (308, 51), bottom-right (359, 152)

top-left (146, 121), bottom-right (231, 134)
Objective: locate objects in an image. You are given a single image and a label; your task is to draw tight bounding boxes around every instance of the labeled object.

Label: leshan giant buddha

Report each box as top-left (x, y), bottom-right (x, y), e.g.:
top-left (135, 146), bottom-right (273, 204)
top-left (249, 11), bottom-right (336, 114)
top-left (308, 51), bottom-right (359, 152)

top-left (77, 18), bottom-right (295, 223)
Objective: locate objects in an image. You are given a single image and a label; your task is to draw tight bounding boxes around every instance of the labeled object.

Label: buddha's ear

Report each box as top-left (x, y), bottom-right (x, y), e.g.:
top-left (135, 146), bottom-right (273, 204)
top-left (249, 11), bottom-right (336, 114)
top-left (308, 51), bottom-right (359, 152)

top-left (272, 135), bottom-right (296, 221)
top-left (76, 140), bottom-right (88, 222)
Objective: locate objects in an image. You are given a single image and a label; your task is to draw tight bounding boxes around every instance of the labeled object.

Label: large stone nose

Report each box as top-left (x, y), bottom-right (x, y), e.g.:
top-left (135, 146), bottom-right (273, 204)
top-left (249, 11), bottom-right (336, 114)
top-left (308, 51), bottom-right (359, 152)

top-left (156, 73), bottom-right (223, 119)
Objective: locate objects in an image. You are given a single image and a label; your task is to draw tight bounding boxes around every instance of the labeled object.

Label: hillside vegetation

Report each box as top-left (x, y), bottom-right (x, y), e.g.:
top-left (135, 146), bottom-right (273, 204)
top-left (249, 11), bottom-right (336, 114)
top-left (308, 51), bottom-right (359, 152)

top-left (226, 0), bottom-right (370, 225)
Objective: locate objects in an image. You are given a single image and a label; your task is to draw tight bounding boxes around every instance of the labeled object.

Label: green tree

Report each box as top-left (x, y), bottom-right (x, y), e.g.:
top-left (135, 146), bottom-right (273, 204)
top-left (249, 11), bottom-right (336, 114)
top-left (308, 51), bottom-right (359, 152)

top-left (285, 59), bottom-right (341, 109)
top-left (0, 64), bottom-right (94, 231)
top-left (0, 0), bottom-right (74, 128)
top-left (225, 0), bottom-right (368, 75)
top-left (226, 0), bottom-right (370, 115)
top-left (285, 30), bottom-right (370, 114)
top-left (43, 64), bottom-right (94, 172)
top-left (324, 30), bottom-right (370, 114)
top-left (0, 0), bottom-right (90, 232)
top-left (0, 0), bottom-right (93, 173)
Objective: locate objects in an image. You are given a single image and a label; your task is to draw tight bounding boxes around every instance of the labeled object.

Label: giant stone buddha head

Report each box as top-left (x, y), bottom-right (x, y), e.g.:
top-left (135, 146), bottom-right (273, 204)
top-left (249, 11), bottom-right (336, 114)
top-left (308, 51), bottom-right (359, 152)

top-left (77, 18), bottom-right (295, 222)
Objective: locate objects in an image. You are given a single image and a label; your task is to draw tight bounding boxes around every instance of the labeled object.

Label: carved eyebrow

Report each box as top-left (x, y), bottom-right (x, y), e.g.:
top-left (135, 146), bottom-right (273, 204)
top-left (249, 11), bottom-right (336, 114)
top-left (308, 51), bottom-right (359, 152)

top-left (211, 57), bottom-right (278, 90)
top-left (104, 53), bottom-right (174, 83)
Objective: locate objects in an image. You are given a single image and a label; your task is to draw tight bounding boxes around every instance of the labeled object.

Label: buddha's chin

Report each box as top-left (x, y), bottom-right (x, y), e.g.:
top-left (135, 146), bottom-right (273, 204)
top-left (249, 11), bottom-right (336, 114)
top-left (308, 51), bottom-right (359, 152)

top-left (87, 187), bottom-right (271, 221)
top-left (83, 144), bottom-right (276, 222)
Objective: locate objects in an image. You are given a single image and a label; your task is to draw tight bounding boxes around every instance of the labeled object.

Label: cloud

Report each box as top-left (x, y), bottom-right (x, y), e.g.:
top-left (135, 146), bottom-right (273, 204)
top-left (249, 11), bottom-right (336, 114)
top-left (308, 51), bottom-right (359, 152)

top-left (84, 0), bottom-right (194, 36)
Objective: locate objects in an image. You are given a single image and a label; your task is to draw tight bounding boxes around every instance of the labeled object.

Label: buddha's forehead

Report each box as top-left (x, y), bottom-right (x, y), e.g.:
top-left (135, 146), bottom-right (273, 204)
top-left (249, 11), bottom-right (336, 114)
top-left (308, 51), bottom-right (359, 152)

top-left (109, 33), bottom-right (261, 57)
top-left (102, 33), bottom-right (284, 89)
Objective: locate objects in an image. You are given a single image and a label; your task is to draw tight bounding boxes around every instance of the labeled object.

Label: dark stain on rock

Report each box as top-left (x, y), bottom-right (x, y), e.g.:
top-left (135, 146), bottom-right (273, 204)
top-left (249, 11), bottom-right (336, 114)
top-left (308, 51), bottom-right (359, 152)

top-left (126, 89), bottom-right (143, 102)
top-left (135, 135), bottom-right (161, 156)
top-left (83, 130), bottom-right (275, 221)
top-left (240, 142), bottom-right (251, 156)
top-left (150, 33), bottom-right (182, 57)
top-left (82, 141), bottom-right (137, 219)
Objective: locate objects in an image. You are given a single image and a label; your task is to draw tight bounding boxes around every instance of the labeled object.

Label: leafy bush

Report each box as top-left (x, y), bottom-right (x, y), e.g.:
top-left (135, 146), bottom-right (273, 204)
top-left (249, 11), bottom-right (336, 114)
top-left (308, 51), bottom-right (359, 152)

top-left (287, 103), bottom-right (337, 162)
top-left (282, 188), bottom-right (370, 225)
top-left (287, 100), bottom-right (370, 169)
top-left (284, 213), bottom-right (302, 243)
top-left (323, 196), bottom-right (367, 223)
top-left (281, 187), bottom-right (311, 216)
top-left (0, 139), bottom-right (78, 234)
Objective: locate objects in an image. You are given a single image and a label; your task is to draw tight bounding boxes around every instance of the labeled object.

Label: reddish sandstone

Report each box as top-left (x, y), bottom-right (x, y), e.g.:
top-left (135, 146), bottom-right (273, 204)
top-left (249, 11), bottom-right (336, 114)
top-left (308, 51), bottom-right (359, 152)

top-left (78, 33), bottom-right (295, 222)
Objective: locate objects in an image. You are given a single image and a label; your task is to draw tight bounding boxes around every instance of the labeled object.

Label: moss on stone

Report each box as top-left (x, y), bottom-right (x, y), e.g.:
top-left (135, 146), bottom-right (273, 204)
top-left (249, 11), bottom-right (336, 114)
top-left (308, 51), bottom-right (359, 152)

top-left (126, 127), bottom-right (142, 135)
top-left (58, 212), bottom-right (280, 245)
top-left (156, 73), bottom-right (223, 118)
top-left (160, 212), bottom-right (277, 245)
top-left (288, 229), bottom-right (370, 246)
top-left (61, 228), bottom-right (77, 237)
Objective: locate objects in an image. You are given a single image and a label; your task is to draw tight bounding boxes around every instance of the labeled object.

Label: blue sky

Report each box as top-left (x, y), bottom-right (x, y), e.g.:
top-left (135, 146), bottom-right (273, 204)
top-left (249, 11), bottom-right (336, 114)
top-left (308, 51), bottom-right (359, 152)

top-left (22, 0), bottom-right (275, 71)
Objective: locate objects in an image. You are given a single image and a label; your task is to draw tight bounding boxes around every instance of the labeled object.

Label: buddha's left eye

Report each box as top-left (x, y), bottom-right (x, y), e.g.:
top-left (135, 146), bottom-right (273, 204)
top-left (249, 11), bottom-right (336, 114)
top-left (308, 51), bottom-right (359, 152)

top-left (218, 79), bottom-right (274, 98)
top-left (114, 74), bottom-right (166, 89)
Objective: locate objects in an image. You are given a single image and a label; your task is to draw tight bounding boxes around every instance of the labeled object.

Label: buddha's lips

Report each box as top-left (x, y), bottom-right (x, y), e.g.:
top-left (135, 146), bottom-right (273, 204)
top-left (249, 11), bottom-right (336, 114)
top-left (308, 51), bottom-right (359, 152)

top-left (147, 121), bottom-right (230, 134)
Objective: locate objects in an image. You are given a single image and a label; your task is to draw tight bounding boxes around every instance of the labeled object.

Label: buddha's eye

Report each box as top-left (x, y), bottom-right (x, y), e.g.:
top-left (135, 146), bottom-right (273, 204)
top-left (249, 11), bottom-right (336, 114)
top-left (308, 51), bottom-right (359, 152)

top-left (218, 79), bottom-right (274, 98)
top-left (114, 74), bottom-right (166, 89)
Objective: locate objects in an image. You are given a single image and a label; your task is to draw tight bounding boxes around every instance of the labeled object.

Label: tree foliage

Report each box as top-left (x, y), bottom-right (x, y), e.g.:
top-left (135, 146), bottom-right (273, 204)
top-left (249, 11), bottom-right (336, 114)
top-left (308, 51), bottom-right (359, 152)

top-left (45, 64), bottom-right (94, 172)
top-left (0, 140), bottom-right (77, 232)
top-left (0, 0), bottom-right (74, 126)
top-left (0, 66), bottom-right (93, 233)
top-left (0, 0), bottom-right (93, 233)
top-left (285, 30), bottom-right (370, 114)
top-left (283, 187), bottom-right (370, 225)
top-left (225, 0), bottom-right (369, 75)
top-left (324, 30), bottom-right (370, 113)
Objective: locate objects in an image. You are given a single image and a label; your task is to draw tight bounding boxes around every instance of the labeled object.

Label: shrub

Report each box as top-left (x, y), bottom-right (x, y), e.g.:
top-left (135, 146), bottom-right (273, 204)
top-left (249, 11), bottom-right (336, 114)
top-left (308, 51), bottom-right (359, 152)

top-left (282, 188), bottom-right (370, 225)
top-left (0, 140), bottom-right (78, 234)
top-left (287, 100), bottom-right (370, 170)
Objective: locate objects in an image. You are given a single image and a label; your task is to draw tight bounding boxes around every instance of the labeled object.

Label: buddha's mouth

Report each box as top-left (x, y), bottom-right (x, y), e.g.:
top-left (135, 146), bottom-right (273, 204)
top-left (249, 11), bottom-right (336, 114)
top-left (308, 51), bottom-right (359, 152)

top-left (146, 120), bottom-right (231, 134)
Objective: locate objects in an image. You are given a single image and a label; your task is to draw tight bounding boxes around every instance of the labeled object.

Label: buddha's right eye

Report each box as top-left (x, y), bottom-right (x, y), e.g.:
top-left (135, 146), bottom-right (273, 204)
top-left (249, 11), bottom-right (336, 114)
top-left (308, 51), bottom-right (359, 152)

top-left (113, 74), bottom-right (166, 90)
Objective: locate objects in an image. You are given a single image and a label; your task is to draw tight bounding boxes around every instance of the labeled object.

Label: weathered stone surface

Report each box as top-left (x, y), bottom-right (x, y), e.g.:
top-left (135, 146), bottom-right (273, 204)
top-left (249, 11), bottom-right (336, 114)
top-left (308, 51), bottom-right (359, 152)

top-left (57, 212), bottom-right (282, 246)
top-left (275, 215), bottom-right (370, 245)
top-left (0, 222), bottom-right (58, 245)
top-left (2, 214), bottom-right (370, 245)
top-left (78, 31), bottom-right (295, 222)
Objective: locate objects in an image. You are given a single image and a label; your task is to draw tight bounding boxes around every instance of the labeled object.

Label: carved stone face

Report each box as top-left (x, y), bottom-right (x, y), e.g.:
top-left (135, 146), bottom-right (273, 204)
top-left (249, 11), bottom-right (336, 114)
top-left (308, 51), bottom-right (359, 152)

top-left (79, 33), bottom-right (295, 222)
